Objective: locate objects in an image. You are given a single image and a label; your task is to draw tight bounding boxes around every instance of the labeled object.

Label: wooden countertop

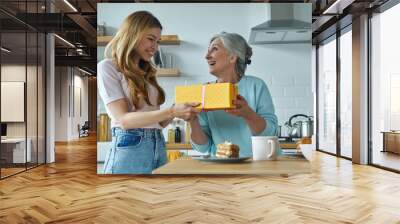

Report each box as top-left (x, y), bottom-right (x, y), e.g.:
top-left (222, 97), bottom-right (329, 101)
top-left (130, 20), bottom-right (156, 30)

top-left (166, 143), bottom-right (192, 150)
top-left (279, 142), bottom-right (297, 149)
top-left (166, 141), bottom-right (300, 150)
top-left (152, 156), bottom-right (311, 175)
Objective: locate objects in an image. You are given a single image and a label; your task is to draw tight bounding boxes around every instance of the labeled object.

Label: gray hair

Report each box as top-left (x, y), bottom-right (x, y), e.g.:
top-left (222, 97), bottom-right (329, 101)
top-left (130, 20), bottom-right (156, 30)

top-left (210, 32), bottom-right (252, 77)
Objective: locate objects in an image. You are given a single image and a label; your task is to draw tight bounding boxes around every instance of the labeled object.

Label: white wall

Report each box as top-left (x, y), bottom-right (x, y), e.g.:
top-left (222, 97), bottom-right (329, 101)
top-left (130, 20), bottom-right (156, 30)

top-left (1, 65), bottom-right (35, 137)
top-left (1, 63), bottom-right (46, 163)
top-left (97, 3), bottom-right (312, 132)
top-left (54, 67), bottom-right (89, 141)
top-left (55, 67), bottom-right (68, 141)
top-left (1, 65), bottom-right (26, 139)
top-left (75, 74), bottom-right (89, 138)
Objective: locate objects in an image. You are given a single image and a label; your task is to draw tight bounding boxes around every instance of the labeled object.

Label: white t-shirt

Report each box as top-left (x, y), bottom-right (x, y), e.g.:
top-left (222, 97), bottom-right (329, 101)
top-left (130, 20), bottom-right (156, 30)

top-left (97, 59), bottom-right (162, 129)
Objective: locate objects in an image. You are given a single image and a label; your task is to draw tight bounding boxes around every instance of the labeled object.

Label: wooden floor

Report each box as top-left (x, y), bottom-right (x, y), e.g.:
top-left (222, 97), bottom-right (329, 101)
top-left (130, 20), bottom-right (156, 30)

top-left (1, 163), bottom-right (46, 178)
top-left (1, 135), bottom-right (400, 223)
top-left (1, 167), bottom-right (26, 178)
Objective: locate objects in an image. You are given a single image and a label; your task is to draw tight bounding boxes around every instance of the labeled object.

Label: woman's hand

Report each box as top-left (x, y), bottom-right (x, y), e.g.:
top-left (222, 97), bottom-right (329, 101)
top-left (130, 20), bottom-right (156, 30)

top-left (225, 95), bottom-right (267, 135)
top-left (171, 102), bottom-right (201, 121)
top-left (225, 95), bottom-right (253, 118)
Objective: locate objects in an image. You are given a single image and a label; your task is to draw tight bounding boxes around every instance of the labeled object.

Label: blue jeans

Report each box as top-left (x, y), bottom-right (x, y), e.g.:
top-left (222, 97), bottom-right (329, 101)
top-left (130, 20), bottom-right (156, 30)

top-left (103, 128), bottom-right (167, 174)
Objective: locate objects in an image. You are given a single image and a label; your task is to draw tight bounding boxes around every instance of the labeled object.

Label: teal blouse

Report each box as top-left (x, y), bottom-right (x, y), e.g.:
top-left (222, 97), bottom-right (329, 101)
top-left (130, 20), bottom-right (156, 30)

top-left (191, 75), bottom-right (278, 157)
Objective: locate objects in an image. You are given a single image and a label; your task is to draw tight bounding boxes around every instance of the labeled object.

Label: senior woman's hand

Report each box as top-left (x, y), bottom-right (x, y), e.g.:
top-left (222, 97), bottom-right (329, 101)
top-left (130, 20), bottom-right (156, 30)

top-left (172, 102), bottom-right (201, 121)
top-left (225, 95), bottom-right (253, 118)
top-left (225, 95), bottom-right (267, 135)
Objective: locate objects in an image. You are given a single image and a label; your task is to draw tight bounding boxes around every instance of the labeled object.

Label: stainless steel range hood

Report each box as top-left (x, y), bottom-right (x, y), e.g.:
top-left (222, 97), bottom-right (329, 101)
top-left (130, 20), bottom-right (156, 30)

top-left (249, 4), bottom-right (311, 44)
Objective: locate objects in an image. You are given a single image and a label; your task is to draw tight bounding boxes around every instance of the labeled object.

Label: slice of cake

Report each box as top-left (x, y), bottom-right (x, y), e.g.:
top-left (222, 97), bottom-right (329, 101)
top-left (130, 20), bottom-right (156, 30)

top-left (216, 141), bottom-right (240, 158)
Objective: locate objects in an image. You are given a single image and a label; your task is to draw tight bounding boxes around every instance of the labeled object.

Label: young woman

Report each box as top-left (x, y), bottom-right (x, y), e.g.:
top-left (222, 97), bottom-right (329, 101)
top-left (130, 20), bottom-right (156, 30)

top-left (189, 32), bottom-right (278, 157)
top-left (98, 11), bottom-right (198, 174)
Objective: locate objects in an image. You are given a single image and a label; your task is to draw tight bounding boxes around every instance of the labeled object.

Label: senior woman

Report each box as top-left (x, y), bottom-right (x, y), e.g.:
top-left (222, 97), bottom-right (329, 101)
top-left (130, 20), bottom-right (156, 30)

top-left (189, 32), bottom-right (278, 157)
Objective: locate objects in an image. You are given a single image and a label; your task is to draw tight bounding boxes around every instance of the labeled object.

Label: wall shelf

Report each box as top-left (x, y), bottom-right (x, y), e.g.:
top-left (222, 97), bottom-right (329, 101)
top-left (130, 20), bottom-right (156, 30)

top-left (156, 68), bottom-right (180, 77)
top-left (158, 35), bottom-right (181, 45)
top-left (97, 35), bottom-right (180, 46)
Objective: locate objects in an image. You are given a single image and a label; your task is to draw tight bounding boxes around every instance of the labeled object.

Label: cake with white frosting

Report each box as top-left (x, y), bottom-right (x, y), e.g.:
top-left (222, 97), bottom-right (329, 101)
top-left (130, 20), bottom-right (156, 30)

top-left (216, 141), bottom-right (239, 158)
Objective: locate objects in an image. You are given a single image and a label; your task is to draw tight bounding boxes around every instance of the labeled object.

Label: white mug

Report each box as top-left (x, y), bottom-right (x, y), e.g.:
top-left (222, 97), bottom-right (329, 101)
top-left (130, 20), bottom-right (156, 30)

top-left (251, 136), bottom-right (278, 161)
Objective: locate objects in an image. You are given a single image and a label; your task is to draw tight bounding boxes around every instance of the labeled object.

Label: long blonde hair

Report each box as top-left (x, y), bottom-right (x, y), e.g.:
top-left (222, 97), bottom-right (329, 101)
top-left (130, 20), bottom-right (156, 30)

top-left (105, 11), bottom-right (165, 108)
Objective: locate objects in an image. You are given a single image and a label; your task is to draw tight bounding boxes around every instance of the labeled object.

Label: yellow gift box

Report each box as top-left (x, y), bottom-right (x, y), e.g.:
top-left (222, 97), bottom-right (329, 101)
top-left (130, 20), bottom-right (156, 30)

top-left (175, 83), bottom-right (238, 110)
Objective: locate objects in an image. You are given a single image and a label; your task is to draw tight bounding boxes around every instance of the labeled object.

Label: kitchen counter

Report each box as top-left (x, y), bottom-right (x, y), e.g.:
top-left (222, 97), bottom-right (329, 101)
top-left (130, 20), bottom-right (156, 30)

top-left (165, 142), bottom-right (192, 150)
top-left (165, 140), bottom-right (304, 150)
top-left (279, 141), bottom-right (297, 149)
top-left (152, 155), bottom-right (311, 175)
